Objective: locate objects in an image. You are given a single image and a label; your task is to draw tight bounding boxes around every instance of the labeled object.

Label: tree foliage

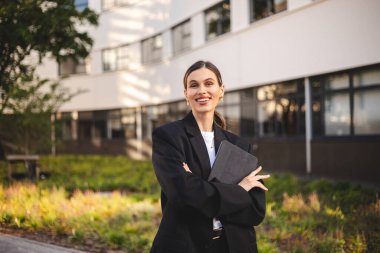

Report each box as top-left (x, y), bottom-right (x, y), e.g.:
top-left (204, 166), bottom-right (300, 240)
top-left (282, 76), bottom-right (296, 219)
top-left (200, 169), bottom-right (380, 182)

top-left (0, 0), bottom-right (98, 112)
top-left (0, 0), bottom-right (98, 155)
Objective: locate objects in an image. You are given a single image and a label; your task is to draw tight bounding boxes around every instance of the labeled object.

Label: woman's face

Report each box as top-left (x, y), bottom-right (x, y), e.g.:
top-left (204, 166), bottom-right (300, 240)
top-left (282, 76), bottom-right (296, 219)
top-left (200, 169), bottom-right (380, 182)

top-left (184, 67), bottom-right (224, 115)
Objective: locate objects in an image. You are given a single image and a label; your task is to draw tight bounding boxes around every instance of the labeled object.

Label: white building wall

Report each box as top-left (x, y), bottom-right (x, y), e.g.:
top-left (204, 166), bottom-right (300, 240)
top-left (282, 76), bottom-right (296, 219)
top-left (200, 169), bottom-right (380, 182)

top-left (35, 0), bottom-right (380, 112)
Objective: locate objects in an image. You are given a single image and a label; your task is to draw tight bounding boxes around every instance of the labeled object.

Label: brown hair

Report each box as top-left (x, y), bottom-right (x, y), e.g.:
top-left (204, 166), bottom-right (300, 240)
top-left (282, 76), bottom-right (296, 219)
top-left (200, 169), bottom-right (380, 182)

top-left (183, 60), bottom-right (226, 130)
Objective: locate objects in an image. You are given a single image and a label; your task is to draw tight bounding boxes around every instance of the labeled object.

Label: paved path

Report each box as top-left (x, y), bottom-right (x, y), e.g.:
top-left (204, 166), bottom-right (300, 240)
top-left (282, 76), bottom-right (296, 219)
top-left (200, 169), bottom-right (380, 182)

top-left (0, 233), bottom-right (89, 253)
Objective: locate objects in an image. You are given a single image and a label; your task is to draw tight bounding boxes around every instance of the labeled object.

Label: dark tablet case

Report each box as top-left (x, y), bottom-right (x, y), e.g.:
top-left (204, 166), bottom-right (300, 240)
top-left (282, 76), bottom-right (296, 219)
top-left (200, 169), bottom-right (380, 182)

top-left (208, 140), bottom-right (258, 184)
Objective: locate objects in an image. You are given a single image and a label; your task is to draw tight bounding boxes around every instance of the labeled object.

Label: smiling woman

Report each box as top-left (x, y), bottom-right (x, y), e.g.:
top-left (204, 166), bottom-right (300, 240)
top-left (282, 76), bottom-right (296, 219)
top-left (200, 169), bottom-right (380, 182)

top-left (150, 60), bottom-right (270, 253)
top-left (184, 63), bottom-right (225, 130)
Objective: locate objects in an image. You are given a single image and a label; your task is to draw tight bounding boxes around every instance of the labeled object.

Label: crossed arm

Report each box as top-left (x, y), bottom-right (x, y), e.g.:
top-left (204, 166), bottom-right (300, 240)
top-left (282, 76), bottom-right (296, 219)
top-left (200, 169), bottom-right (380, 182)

top-left (152, 127), bottom-right (269, 227)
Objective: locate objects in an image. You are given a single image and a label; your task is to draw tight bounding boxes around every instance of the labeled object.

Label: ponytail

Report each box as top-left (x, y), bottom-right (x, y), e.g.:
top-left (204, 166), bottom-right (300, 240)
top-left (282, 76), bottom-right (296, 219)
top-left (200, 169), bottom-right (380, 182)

top-left (214, 110), bottom-right (226, 130)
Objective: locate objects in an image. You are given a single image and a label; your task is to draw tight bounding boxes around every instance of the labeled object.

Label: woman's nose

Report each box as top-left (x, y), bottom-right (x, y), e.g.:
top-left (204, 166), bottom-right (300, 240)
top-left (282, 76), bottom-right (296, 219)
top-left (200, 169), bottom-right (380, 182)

top-left (198, 84), bottom-right (207, 94)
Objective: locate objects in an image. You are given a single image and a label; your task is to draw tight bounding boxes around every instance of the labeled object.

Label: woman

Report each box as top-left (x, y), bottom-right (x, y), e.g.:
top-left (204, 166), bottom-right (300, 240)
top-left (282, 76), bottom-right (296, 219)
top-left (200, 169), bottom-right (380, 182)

top-left (151, 61), bottom-right (270, 253)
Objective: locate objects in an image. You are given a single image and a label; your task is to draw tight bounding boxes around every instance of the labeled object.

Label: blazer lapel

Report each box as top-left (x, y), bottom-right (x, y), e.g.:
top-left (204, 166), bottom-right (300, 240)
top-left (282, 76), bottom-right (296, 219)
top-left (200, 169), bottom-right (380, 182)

top-left (182, 112), bottom-right (212, 178)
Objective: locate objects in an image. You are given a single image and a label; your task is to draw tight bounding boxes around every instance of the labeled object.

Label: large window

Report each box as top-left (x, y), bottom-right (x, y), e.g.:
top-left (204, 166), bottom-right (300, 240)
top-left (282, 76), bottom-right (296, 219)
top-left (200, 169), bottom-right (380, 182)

top-left (217, 91), bottom-right (241, 135)
top-left (311, 64), bottom-right (380, 136)
top-left (141, 34), bottom-right (163, 65)
top-left (250, 0), bottom-right (287, 22)
top-left (102, 45), bottom-right (131, 72)
top-left (172, 20), bottom-right (191, 55)
top-left (256, 80), bottom-right (305, 137)
top-left (59, 58), bottom-right (86, 76)
top-left (205, 0), bottom-right (231, 41)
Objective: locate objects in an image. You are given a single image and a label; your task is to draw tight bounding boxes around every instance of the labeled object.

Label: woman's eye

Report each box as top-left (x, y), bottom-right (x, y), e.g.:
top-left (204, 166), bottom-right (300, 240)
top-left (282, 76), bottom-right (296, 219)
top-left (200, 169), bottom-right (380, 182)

top-left (206, 82), bottom-right (214, 86)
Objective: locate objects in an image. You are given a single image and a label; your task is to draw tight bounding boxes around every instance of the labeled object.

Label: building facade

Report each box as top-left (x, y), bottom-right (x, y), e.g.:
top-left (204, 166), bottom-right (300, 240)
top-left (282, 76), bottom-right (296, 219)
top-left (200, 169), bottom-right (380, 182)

top-left (37, 0), bottom-right (380, 183)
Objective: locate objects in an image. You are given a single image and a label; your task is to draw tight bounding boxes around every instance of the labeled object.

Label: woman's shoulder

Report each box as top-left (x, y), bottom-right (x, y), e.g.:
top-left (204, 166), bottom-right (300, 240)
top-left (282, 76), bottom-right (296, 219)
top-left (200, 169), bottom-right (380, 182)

top-left (152, 120), bottom-right (184, 137)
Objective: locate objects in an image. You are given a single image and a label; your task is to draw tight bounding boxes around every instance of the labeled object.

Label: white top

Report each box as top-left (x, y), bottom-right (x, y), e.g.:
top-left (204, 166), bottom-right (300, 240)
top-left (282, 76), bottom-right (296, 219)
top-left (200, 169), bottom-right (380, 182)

top-left (200, 131), bottom-right (216, 167)
top-left (200, 131), bottom-right (223, 231)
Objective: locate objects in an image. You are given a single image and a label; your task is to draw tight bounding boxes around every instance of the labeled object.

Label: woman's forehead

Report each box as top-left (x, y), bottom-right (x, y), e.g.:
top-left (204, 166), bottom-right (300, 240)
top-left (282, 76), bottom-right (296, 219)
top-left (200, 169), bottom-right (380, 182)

top-left (187, 68), bottom-right (218, 83)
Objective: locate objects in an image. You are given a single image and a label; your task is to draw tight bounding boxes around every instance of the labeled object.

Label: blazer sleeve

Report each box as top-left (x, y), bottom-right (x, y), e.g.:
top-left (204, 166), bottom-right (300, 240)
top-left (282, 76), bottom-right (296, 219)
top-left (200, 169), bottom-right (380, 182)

top-left (219, 143), bottom-right (266, 227)
top-left (152, 126), bottom-right (252, 218)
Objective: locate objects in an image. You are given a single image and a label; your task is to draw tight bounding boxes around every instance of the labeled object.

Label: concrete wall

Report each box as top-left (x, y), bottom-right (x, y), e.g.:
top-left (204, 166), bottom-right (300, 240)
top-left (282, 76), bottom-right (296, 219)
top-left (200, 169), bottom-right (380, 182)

top-left (35, 0), bottom-right (380, 112)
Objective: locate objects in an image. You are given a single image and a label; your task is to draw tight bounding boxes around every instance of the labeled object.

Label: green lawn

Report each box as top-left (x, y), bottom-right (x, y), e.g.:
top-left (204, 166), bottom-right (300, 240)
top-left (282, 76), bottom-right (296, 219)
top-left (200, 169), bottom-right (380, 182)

top-left (0, 155), bottom-right (379, 252)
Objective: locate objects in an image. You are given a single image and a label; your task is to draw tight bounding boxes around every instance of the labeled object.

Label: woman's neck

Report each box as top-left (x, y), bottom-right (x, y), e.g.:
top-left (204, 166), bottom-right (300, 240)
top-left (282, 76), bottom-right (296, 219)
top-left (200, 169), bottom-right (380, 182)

top-left (192, 111), bottom-right (214, 132)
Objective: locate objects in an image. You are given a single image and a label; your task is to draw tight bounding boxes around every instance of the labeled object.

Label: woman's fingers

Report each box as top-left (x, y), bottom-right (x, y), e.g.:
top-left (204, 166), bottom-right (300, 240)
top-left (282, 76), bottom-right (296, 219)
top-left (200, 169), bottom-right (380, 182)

top-left (251, 166), bottom-right (262, 176)
top-left (254, 181), bottom-right (268, 191)
top-left (238, 166), bottom-right (270, 192)
top-left (255, 174), bottom-right (271, 180)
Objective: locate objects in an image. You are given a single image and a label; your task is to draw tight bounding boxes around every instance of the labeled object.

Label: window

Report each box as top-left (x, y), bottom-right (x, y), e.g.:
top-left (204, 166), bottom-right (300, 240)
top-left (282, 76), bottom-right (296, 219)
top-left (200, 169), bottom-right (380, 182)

top-left (121, 108), bottom-right (137, 138)
top-left (250, 0), bottom-right (287, 22)
top-left (102, 48), bottom-right (117, 71)
top-left (141, 34), bottom-right (163, 65)
top-left (74, 0), bottom-right (88, 11)
top-left (256, 80), bottom-right (305, 137)
top-left (311, 64), bottom-right (380, 136)
top-left (59, 58), bottom-right (86, 76)
top-left (108, 110), bottom-right (124, 139)
top-left (240, 88), bottom-right (256, 138)
top-left (102, 45), bottom-right (131, 72)
top-left (205, 0), bottom-right (231, 41)
top-left (172, 20), bottom-right (191, 55)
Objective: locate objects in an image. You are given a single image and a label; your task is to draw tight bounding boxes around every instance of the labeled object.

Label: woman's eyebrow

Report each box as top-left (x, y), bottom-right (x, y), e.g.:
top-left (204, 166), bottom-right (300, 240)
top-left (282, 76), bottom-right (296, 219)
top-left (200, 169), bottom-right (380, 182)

top-left (189, 78), bottom-right (215, 83)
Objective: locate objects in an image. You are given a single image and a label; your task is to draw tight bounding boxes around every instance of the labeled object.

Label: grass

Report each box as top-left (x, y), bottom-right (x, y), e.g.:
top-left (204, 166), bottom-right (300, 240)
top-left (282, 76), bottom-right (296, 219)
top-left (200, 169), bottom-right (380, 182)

top-left (0, 183), bottom-right (161, 252)
top-left (0, 155), bottom-right (379, 252)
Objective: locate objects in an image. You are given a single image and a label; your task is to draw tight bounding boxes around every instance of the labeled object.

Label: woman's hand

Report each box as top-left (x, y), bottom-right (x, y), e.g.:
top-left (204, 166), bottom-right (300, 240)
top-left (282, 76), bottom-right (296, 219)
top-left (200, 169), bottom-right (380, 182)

top-left (183, 162), bottom-right (192, 173)
top-left (238, 166), bottom-right (270, 192)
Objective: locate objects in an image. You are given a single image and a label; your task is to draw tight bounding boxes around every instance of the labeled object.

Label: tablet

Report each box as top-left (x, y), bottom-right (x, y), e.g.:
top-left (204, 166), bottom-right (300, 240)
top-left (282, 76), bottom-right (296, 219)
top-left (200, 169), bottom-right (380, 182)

top-left (208, 140), bottom-right (258, 184)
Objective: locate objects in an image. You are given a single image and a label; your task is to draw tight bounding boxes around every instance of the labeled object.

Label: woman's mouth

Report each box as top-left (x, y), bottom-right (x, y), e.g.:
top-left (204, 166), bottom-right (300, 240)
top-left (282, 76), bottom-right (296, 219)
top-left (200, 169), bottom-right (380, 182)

top-left (195, 98), bottom-right (211, 105)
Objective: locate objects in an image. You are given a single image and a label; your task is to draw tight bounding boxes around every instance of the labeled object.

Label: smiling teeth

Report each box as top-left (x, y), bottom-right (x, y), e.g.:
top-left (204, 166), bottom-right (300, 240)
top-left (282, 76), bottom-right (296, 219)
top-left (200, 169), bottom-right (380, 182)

top-left (197, 98), bottom-right (210, 102)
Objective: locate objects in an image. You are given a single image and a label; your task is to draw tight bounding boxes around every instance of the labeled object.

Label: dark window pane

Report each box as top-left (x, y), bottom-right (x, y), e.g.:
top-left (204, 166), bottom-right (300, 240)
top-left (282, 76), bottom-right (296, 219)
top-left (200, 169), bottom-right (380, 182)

top-left (312, 98), bottom-right (323, 136)
top-left (251, 0), bottom-right (287, 22)
top-left (205, 0), bottom-right (230, 41)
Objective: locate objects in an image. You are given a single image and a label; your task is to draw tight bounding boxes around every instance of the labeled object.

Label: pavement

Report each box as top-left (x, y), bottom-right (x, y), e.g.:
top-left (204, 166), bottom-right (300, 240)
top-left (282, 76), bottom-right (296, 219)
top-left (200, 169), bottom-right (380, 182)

top-left (0, 233), bottom-right (89, 253)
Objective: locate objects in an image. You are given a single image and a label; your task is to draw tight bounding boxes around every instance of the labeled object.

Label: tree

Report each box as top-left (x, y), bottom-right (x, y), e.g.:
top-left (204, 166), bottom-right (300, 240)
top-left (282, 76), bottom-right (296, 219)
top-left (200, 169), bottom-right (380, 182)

top-left (0, 0), bottom-right (98, 154)
top-left (0, 0), bottom-right (98, 113)
top-left (0, 73), bottom-right (81, 154)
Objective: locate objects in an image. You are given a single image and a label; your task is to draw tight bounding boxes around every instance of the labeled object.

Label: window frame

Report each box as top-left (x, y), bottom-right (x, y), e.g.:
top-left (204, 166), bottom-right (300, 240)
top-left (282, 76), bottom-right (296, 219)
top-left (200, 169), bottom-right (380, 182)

top-left (311, 63), bottom-right (380, 139)
top-left (58, 57), bottom-right (87, 76)
top-left (254, 79), bottom-right (306, 139)
top-left (249, 0), bottom-right (287, 23)
top-left (141, 34), bottom-right (163, 65)
top-left (204, 0), bottom-right (231, 41)
top-left (102, 44), bottom-right (131, 72)
top-left (172, 19), bottom-right (191, 56)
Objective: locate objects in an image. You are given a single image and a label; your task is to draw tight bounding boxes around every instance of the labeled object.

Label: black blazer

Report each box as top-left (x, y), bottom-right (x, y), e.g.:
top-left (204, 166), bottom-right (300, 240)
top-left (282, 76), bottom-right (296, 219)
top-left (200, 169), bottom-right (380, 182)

top-left (150, 112), bottom-right (266, 253)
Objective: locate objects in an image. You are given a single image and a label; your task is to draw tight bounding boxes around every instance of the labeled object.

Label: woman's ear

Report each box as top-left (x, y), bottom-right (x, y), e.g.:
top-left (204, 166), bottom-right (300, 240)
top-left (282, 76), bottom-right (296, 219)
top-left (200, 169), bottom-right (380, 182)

top-left (220, 84), bottom-right (225, 97)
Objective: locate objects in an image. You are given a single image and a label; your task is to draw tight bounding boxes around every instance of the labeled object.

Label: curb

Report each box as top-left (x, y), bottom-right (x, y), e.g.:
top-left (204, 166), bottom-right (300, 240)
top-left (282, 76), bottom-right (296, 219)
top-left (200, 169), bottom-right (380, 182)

top-left (0, 233), bottom-right (89, 253)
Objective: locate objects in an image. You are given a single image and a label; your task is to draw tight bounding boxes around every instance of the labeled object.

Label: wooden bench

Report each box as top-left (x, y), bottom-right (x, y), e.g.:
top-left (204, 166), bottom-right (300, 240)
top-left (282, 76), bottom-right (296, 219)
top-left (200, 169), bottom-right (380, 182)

top-left (6, 155), bottom-right (40, 181)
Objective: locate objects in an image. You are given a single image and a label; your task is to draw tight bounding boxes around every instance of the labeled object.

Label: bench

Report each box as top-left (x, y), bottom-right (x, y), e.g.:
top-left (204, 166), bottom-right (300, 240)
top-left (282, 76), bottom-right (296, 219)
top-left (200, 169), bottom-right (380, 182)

top-left (6, 155), bottom-right (40, 181)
